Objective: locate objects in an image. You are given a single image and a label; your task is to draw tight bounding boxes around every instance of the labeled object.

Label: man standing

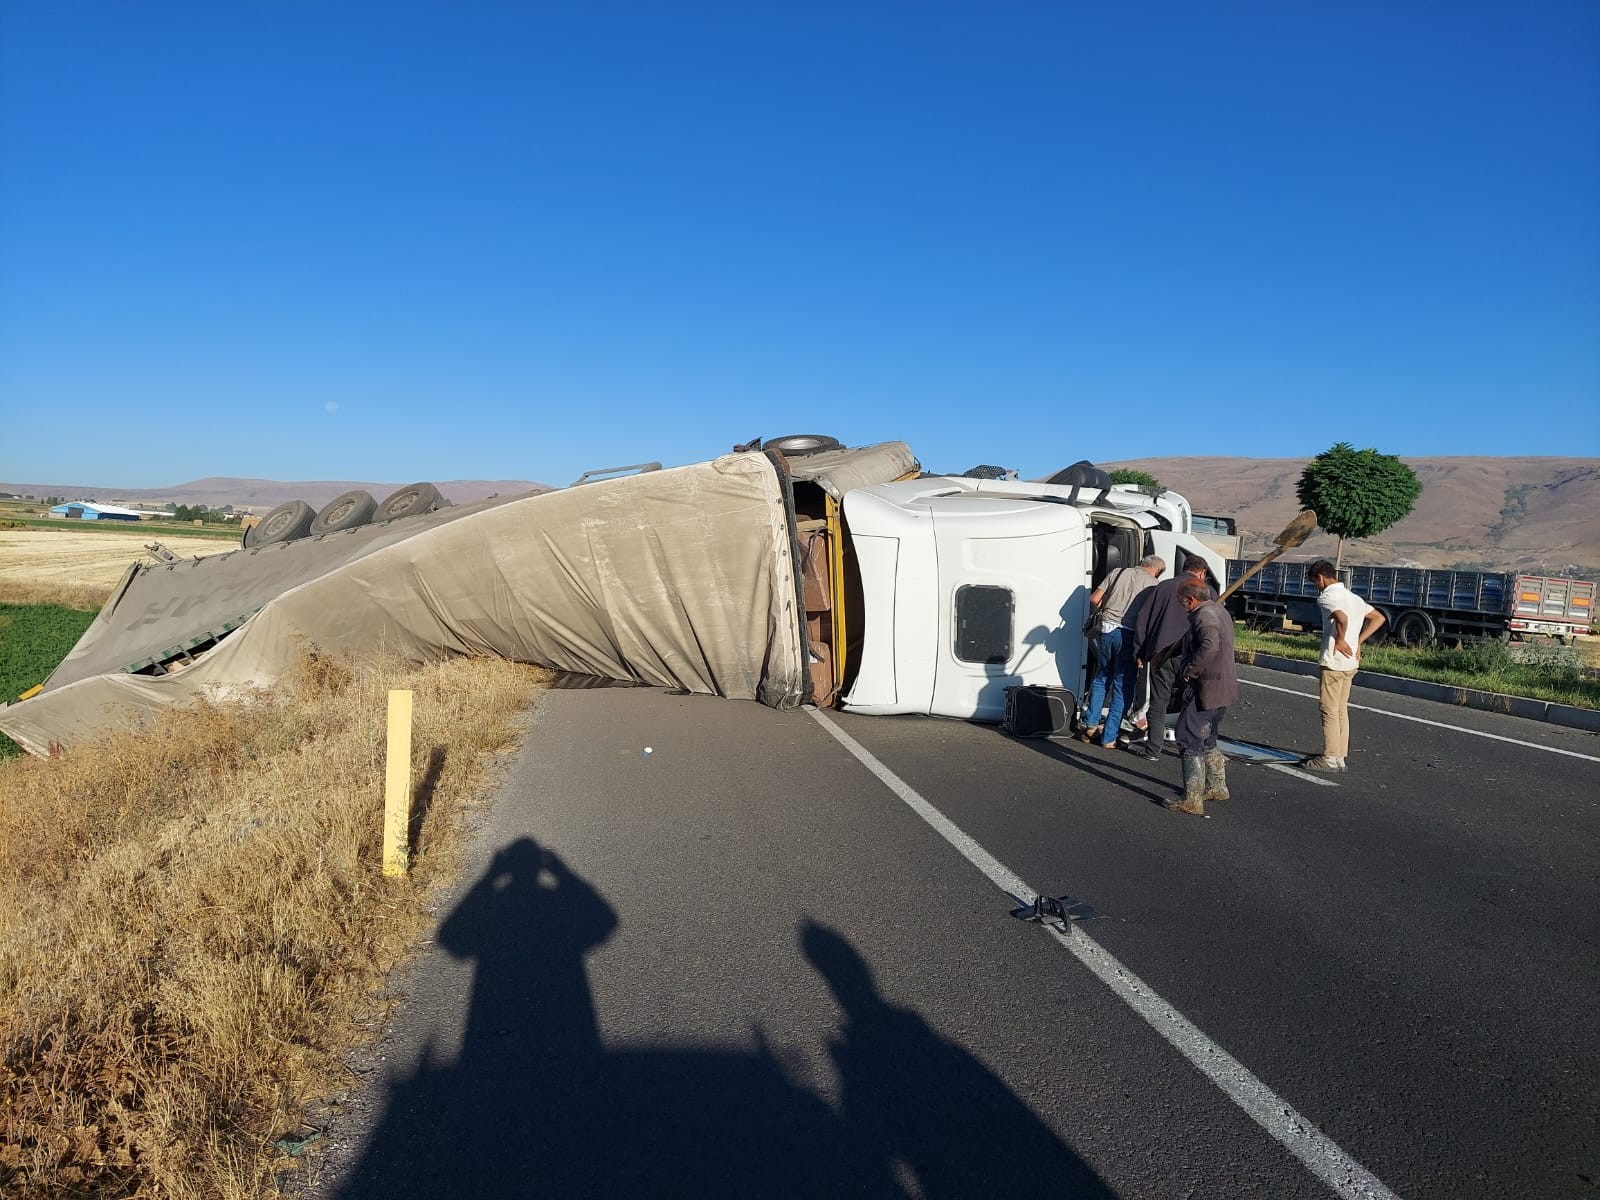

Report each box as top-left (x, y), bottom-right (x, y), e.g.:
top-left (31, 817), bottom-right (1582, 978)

top-left (1079, 555), bottom-right (1161, 747)
top-left (1305, 559), bottom-right (1386, 771)
top-left (1125, 557), bottom-right (1212, 761)
top-left (1165, 581), bottom-right (1238, 816)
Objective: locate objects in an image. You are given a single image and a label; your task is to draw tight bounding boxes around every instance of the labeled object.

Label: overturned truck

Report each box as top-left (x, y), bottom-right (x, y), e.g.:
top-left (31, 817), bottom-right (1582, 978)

top-left (0, 440), bottom-right (1226, 755)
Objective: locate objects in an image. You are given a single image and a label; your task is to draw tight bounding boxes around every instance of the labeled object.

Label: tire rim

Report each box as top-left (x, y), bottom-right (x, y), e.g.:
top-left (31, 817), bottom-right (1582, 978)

top-left (386, 490), bottom-right (423, 517)
top-left (261, 509), bottom-right (296, 538)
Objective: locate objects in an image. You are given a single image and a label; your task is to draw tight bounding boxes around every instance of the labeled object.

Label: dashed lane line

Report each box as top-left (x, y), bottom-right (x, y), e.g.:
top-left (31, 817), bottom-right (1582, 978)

top-left (808, 707), bottom-right (1401, 1200)
top-left (1240, 679), bottom-right (1600, 765)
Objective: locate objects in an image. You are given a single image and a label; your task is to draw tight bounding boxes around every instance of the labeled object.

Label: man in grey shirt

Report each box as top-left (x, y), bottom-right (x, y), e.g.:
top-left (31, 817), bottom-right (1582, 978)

top-left (1079, 555), bottom-right (1161, 747)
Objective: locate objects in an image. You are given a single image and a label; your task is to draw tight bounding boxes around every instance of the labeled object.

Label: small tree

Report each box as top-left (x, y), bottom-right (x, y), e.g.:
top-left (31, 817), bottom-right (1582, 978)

top-left (1109, 468), bottom-right (1163, 496)
top-left (1295, 442), bottom-right (1422, 567)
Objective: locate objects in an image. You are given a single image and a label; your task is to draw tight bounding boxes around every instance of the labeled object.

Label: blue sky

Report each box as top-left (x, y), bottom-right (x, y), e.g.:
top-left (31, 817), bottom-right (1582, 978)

top-left (2, 1), bottom-right (1596, 488)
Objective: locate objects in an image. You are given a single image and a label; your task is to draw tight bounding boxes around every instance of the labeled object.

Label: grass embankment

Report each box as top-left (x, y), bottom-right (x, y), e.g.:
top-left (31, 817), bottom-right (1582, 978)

top-left (1234, 627), bottom-right (1600, 710)
top-left (0, 600), bottom-right (99, 758)
top-left (0, 652), bottom-right (549, 1198)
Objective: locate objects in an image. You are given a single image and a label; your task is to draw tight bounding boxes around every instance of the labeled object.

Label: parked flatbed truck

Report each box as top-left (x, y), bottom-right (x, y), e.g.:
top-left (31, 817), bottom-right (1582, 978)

top-left (1223, 558), bottom-right (1596, 646)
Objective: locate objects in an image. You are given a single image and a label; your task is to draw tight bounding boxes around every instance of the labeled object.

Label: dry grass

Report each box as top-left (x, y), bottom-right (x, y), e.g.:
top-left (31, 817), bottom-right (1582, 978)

top-left (0, 530), bottom-right (226, 599)
top-left (1575, 634), bottom-right (1600, 669)
top-left (0, 579), bottom-right (112, 613)
top-left (0, 651), bottom-right (550, 1198)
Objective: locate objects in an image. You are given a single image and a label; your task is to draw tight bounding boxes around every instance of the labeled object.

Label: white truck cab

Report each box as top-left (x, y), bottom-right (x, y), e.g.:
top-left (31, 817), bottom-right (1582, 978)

top-left (840, 476), bottom-right (1225, 721)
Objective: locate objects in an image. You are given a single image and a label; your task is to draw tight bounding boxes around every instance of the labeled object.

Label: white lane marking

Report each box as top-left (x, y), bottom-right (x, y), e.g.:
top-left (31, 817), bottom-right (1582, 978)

top-left (807, 707), bottom-right (1401, 1200)
top-left (1266, 762), bottom-right (1340, 787)
top-left (1241, 679), bottom-right (1600, 765)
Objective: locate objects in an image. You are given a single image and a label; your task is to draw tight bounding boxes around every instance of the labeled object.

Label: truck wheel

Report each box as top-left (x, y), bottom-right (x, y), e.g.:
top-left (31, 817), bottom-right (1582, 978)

top-left (377, 482), bottom-right (444, 521)
top-left (1365, 608), bottom-right (1393, 646)
top-left (1392, 609), bottom-right (1436, 648)
top-left (250, 500), bottom-right (317, 547)
top-left (766, 434), bottom-right (843, 457)
top-left (309, 490), bottom-right (377, 535)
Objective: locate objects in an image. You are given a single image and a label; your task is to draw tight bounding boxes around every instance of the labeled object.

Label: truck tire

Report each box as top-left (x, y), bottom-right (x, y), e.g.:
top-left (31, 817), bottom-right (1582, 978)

top-left (1365, 607), bottom-right (1393, 646)
top-left (309, 489), bottom-right (377, 535)
top-left (766, 434), bottom-right (843, 457)
top-left (1392, 608), bottom-right (1436, 648)
top-left (250, 500), bottom-right (317, 547)
top-left (377, 482), bottom-right (444, 521)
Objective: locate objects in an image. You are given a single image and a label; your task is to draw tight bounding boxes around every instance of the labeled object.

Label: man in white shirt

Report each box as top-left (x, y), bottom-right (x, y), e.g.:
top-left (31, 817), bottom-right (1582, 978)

top-left (1305, 559), bottom-right (1386, 771)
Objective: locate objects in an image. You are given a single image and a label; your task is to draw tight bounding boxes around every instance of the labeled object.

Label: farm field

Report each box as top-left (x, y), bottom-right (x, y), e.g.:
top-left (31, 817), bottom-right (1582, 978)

top-left (0, 529), bottom-right (230, 598)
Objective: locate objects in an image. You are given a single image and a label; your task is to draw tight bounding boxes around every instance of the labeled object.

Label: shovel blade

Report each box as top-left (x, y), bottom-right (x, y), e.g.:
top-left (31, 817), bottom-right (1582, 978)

top-left (1273, 509), bottom-right (1318, 548)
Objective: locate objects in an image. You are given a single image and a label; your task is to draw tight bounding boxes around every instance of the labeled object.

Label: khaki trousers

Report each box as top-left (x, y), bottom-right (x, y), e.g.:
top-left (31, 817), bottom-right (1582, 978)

top-left (1319, 668), bottom-right (1356, 758)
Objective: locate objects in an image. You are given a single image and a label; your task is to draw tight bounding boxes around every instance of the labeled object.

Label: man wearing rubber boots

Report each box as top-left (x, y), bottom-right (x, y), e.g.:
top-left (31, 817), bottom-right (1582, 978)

top-left (1164, 581), bottom-right (1238, 816)
top-left (1126, 557), bottom-right (1213, 760)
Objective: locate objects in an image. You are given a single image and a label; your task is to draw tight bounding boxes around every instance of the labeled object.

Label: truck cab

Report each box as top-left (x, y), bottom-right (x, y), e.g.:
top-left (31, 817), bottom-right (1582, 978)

top-left (839, 476), bottom-right (1225, 720)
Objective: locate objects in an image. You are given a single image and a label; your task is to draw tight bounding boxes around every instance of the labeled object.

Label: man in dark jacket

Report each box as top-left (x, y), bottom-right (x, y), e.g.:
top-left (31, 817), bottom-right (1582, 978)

top-left (1165, 581), bottom-right (1239, 816)
top-left (1126, 557), bottom-right (1212, 761)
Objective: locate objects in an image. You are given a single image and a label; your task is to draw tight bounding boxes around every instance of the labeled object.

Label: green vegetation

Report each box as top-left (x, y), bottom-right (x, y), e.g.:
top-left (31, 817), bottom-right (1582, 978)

top-left (1489, 482), bottom-right (1535, 542)
top-left (0, 601), bottom-right (99, 758)
top-left (1110, 468), bottom-right (1163, 495)
top-left (169, 503), bottom-right (235, 524)
top-left (1234, 626), bottom-right (1600, 710)
top-left (1296, 442), bottom-right (1423, 567)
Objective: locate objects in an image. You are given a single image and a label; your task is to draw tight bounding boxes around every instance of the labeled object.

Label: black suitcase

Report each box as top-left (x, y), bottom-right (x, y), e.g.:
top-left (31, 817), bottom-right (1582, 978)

top-left (1002, 685), bottom-right (1076, 737)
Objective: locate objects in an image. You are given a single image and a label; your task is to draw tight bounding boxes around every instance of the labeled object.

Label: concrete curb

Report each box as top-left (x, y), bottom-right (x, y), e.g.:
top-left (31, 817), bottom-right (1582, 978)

top-left (1236, 650), bottom-right (1600, 734)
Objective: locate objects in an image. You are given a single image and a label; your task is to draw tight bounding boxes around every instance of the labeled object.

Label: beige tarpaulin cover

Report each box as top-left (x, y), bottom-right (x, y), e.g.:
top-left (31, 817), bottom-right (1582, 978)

top-left (0, 452), bottom-right (807, 755)
top-left (786, 441), bottom-right (918, 499)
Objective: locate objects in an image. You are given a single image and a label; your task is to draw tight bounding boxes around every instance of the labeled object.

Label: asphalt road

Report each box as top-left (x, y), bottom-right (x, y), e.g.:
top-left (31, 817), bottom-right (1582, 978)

top-left (310, 664), bottom-right (1599, 1200)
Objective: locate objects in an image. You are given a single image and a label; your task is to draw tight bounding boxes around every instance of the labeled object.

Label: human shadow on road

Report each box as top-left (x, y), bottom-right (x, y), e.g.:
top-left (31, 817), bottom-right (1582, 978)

top-left (803, 920), bottom-right (1116, 1200)
top-left (333, 837), bottom-right (891, 1198)
top-left (1010, 733), bottom-right (1176, 808)
top-left (332, 839), bottom-right (1114, 1198)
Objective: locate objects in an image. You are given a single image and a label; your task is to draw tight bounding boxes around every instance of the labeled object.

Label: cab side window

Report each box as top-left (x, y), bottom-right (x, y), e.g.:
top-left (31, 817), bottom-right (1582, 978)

top-left (954, 585), bottom-right (1014, 665)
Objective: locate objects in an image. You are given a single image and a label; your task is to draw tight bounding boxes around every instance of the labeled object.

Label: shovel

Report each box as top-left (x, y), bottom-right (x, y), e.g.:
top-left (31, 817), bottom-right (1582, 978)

top-left (1219, 510), bottom-right (1318, 601)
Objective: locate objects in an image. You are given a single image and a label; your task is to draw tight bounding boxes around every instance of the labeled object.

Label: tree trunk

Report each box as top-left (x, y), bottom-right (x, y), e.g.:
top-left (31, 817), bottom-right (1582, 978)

top-left (1334, 536), bottom-right (1346, 570)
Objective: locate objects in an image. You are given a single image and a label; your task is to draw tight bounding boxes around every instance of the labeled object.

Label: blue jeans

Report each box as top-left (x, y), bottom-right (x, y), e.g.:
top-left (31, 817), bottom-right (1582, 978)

top-left (1085, 627), bottom-right (1137, 745)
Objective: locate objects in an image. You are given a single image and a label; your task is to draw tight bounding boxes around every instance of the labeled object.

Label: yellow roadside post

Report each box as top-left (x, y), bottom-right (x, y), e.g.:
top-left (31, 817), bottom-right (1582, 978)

top-left (383, 689), bottom-right (414, 877)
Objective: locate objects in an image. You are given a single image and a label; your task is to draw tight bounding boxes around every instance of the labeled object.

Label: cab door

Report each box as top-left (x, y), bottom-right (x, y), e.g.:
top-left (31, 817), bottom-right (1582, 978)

top-left (928, 513), bottom-right (1090, 721)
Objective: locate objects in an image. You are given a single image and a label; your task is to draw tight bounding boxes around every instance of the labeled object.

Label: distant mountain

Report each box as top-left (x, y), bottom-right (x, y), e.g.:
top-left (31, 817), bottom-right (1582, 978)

top-left (1100, 456), bottom-right (1600, 575)
top-left (0, 476), bottom-right (552, 511)
top-left (9, 457), bottom-right (1596, 577)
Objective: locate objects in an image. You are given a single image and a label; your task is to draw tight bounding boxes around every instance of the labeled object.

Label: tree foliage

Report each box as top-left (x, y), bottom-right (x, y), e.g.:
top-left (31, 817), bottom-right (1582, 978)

top-left (170, 504), bottom-right (231, 524)
top-left (1109, 468), bottom-right (1163, 495)
top-left (1296, 443), bottom-right (1422, 562)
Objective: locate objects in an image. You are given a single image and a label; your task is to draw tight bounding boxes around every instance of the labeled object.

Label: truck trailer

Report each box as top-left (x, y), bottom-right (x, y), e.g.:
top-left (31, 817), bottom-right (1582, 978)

top-left (1223, 558), bottom-right (1595, 646)
top-left (0, 440), bottom-right (1226, 755)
